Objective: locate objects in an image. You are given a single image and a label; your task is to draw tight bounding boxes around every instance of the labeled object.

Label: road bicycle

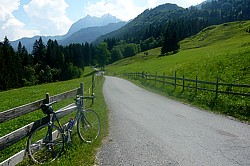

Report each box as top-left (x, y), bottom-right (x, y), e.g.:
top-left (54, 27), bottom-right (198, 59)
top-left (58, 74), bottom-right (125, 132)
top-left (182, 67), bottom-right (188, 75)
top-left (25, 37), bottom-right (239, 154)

top-left (26, 93), bottom-right (100, 164)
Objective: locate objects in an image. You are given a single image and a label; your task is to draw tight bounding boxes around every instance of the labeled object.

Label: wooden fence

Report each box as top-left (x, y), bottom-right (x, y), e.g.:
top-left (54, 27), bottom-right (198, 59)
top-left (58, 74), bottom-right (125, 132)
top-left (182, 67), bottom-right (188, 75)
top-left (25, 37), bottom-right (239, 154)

top-left (0, 81), bottom-right (88, 166)
top-left (124, 72), bottom-right (250, 98)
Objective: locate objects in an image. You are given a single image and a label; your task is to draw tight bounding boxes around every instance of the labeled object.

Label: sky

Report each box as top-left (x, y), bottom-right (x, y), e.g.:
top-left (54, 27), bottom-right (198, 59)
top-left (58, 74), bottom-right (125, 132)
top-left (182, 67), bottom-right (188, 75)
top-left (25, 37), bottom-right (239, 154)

top-left (0, 0), bottom-right (205, 41)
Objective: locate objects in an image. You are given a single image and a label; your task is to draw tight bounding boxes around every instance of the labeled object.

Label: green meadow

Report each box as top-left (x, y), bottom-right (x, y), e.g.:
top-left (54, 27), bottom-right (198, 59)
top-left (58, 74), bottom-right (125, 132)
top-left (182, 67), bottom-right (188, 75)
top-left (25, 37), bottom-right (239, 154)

top-left (107, 21), bottom-right (250, 122)
top-left (0, 67), bottom-right (108, 165)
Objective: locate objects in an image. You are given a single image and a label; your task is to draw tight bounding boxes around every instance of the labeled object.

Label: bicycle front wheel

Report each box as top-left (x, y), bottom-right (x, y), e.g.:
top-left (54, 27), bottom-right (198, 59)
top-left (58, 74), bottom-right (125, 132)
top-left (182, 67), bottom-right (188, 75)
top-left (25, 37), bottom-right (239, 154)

top-left (77, 109), bottom-right (100, 143)
top-left (27, 123), bottom-right (64, 164)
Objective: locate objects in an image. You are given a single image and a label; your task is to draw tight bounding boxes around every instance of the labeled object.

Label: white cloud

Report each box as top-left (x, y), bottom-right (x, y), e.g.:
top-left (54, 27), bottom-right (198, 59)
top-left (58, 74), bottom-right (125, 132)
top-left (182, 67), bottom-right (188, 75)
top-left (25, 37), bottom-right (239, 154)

top-left (84, 0), bottom-right (145, 21)
top-left (146, 0), bottom-right (179, 9)
top-left (23, 0), bottom-right (72, 37)
top-left (147, 0), bottom-right (205, 8)
top-left (83, 0), bottom-right (204, 21)
top-left (0, 0), bottom-right (38, 41)
top-left (147, 0), bottom-right (163, 8)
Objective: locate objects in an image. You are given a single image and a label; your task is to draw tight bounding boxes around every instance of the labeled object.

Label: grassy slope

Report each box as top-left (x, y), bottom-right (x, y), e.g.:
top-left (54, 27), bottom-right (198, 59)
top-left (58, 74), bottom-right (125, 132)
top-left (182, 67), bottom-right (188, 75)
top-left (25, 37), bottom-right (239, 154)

top-left (0, 67), bottom-right (108, 165)
top-left (107, 21), bottom-right (250, 121)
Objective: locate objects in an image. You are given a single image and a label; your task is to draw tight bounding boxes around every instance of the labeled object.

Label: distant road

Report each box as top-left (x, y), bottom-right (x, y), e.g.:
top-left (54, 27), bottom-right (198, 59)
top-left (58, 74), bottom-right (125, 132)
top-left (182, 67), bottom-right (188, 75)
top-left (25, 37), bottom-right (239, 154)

top-left (97, 76), bottom-right (250, 166)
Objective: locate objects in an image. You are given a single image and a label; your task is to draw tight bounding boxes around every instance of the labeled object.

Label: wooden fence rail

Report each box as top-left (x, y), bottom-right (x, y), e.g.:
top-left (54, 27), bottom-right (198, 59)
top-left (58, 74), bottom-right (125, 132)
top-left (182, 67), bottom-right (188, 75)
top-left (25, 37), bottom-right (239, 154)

top-left (124, 72), bottom-right (250, 98)
top-left (0, 82), bottom-right (85, 166)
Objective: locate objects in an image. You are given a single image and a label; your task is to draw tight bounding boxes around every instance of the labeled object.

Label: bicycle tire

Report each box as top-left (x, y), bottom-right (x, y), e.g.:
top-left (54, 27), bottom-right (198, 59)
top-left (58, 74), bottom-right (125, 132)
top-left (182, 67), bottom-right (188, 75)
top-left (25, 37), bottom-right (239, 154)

top-left (77, 109), bottom-right (100, 143)
top-left (27, 123), bottom-right (64, 164)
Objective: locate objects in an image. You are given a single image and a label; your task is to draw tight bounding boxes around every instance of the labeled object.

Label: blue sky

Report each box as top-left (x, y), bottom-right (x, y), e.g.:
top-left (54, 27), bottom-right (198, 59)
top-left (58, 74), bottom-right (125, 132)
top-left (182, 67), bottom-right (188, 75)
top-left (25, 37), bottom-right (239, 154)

top-left (0, 0), bottom-right (205, 41)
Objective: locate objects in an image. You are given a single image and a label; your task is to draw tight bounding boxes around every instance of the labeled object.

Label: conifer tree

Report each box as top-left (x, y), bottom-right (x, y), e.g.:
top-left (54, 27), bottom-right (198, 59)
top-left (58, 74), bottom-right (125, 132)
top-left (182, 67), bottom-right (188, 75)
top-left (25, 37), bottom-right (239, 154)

top-left (161, 30), bottom-right (180, 55)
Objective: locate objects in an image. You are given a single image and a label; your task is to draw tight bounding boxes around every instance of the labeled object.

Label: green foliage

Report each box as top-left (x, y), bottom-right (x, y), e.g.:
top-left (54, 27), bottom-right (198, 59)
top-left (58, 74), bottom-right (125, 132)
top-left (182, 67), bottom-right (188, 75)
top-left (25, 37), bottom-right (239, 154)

top-left (140, 37), bottom-right (160, 52)
top-left (33, 37), bottom-right (46, 67)
top-left (22, 66), bottom-right (37, 86)
top-left (96, 42), bottom-right (111, 70)
top-left (111, 46), bottom-right (123, 63)
top-left (123, 44), bottom-right (138, 57)
top-left (0, 37), bottom-right (23, 90)
top-left (64, 63), bottom-right (83, 80)
top-left (161, 31), bottom-right (180, 55)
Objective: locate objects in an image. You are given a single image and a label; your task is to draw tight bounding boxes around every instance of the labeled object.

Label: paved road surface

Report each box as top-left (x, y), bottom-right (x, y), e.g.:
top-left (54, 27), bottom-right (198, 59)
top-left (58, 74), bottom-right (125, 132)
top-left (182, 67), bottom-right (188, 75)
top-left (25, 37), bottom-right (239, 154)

top-left (97, 76), bottom-right (250, 166)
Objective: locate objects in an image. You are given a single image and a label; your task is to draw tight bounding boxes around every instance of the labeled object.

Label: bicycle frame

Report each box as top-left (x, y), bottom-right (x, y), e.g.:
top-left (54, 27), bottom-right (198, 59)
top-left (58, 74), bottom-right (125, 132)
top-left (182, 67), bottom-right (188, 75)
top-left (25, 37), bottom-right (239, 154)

top-left (48, 97), bottom-right (87, 137)
top-left (28, 99), bottom-right (87, 155)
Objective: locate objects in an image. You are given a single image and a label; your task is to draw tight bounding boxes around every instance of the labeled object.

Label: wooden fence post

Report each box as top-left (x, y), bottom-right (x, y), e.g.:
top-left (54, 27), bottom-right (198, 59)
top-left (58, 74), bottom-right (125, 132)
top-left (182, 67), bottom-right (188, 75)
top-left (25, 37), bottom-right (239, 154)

top-left (174, 71), bottom-right (177, 90)
top-left (195, 76), bottom-right (198, 95)
top-left (182, 75), bottom-right (185, 92)
top-left (92, 74), bottom-right (95, 93)
top-left (80, 83), bottom-right (84, 96)
top-left (163, 72), bottom-right (165, 86)
top-left (155, 72), bottom-right (157, 85)
top-left (45, 93), bottom-right (50, 103)
top-left (215, 76), bottom-right (219, 99)
top-left (142, 72), bottom-right (145, 83)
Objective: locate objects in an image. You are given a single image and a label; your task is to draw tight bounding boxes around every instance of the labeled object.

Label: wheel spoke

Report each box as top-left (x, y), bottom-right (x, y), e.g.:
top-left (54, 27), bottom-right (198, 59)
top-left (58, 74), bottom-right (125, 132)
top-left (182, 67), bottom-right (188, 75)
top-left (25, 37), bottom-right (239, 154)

top-left (77, 109), bottom-right (100, 143)
top-left (27, 124), bottom-right (64, 164)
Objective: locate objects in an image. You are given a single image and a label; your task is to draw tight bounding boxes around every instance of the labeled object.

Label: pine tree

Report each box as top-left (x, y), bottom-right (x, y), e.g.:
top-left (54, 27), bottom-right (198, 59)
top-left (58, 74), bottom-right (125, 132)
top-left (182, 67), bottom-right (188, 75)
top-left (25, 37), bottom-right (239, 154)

top-left (161, 30), bottom-right (180, 55)
top-left (33, 37), bottom-right (46, 67)
top-left (1, 37), bottom-right (22, 89)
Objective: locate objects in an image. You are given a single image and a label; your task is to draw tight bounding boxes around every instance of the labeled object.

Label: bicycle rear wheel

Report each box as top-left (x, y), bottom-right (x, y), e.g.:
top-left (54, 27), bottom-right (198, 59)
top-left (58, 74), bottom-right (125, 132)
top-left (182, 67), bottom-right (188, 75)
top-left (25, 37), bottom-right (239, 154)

top-left (27, 123), bottom-right (64, 164)
top-left (77, 109), bottom-right (100, 143)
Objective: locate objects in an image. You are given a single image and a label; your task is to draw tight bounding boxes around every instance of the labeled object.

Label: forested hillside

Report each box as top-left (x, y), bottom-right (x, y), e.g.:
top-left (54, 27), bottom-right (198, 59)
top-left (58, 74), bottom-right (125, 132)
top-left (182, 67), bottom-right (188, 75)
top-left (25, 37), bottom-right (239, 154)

top-left (95, 0), bottom-right (250, 51)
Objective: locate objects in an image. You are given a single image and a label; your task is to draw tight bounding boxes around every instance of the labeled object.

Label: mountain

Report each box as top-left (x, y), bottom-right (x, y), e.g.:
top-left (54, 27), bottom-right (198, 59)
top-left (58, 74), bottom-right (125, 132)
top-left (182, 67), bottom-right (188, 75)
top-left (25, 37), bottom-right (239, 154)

top-left (10, 14), bottom-right (122, 52)
top-left (94, 0), bottom-right (250, 45)
top-left (10, 35), bottom-right (64, 53)
top-left (93, 3), bottom-right (184, 44)
top-left (65, 14), bottom-right (122, 37)
top-left (59, 22), bottom-right (127, 45)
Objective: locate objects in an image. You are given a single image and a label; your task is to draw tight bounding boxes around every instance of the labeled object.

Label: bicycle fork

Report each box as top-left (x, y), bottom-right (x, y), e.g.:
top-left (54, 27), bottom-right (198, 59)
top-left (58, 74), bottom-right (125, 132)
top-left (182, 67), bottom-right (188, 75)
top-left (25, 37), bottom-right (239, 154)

top-left (47, 114), bottom-right (54, 152)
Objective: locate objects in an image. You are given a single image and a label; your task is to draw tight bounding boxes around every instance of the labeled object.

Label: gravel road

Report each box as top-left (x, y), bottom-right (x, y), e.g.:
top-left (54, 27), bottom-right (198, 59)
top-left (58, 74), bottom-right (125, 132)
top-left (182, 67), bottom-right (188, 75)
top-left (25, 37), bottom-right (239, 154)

top-left (97, 76), bottom-right (250, 166)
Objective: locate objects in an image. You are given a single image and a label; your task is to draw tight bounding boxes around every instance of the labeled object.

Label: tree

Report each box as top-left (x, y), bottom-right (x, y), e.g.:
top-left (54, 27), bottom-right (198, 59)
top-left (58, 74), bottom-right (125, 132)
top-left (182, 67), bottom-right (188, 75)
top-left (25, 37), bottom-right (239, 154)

top-left (140, 37), bottom-right (158, 51)
top-left (171, 31), bottom-right (180, 53)
top-left (38, 65), bottom-right (53, 83)
top-left (111, 46), bottom-right (123, 63)
top-left (22, 65), bottom-right (38, 86)
top-left (96, 42), bottom-right (111, 70)
top-left (33, 37), bottom-right (46, 67)
top-left (1, 37), bottom-right (23, 90)
top-left (161, 30), bottom-right (180, 55)
top-left (0, 41), bottom-right (4, 90)
top-left (123, 44), bottom-right (138, 57)
top-left (83, 42), bottom-right (91, 66)
top-left (64, 63), bottom-right (83, 80)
